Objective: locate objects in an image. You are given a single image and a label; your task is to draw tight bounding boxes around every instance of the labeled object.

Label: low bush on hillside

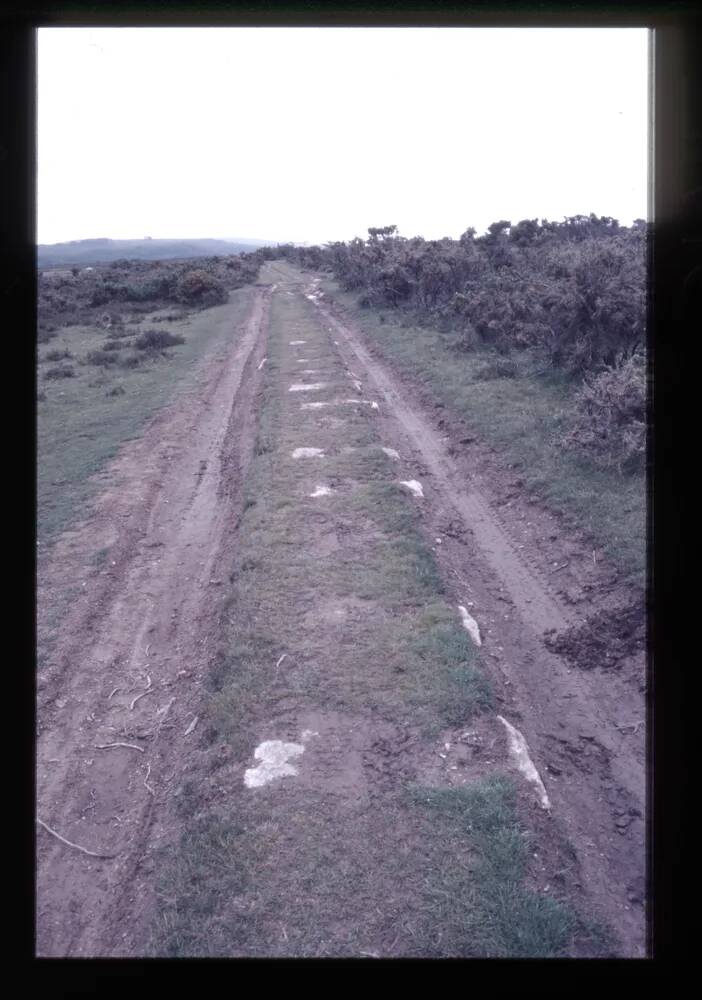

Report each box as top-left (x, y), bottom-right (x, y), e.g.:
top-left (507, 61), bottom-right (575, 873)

top-left (44, 364), bottom-right (75, 380)
top-left (134, 328), bottom-right (186, 351)
top-left (44, 348), bottom-right (73, 362)
top-left (85, 349), bottom-right (120, 367)
top-left (38, 253), bottom-right (261, 331)
top-left (119, 351), bottom-right (146, 369)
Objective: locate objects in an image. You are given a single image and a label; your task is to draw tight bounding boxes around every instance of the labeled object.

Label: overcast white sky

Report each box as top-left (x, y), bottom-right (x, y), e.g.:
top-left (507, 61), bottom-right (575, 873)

top-left (37, 27), bottom-right (649, 246)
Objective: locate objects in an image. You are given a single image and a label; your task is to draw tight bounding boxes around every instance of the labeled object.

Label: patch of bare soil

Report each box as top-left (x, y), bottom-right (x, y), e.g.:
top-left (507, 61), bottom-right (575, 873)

top-left (308, 279), bottom-right (647, 956)
top-left (544, 599), bottom-right (646, 672)
top-left (35, 287), bottom-right (271, 956)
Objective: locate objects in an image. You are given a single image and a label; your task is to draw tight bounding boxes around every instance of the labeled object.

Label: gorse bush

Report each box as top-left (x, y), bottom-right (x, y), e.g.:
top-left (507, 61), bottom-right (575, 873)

top-left (264, 215), bottom-right (647, 473)
top-left (175, 270), bottom-right (228, 307)
top-left (267, 214), bottom-right (646, 379)
top-left (564, 354), bottom-right (647, 473)
top-left (38, 253), bottom-right (261, 330)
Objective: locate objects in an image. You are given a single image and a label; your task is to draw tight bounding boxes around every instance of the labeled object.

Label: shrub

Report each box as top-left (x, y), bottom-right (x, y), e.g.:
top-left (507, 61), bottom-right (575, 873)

top-left (134, 328), bottom-right (185, 351)
top-left (85, 349), bottom-right (120, 367)
top-left (175, 269), bottom-right (228, 306)
top-left (44, 364), bottom-right (75, 380)
top-left (90, 286), bottom-right (110, 307)
top-left (106, 385), bottom-right (126, 397)
top-left (564, 354), bottom-right (646, 473)
top-left (101, 340), bottom-right (124, 352)
top-left (474, 358), bottom-right (518, 381)
top-left (119, 351), bottom-right (146, 369)
top-left (44, 348), bottom-right (73, 362)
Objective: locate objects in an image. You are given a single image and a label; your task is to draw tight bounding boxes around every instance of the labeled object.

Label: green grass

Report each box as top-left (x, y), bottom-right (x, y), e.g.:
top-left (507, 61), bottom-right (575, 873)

top-left (319, 277), bottom-right (645, 586)
top-left (37, 286), bottom-right (258, 547)
top-left (407, 776), bottom-right (577, 957)
top-left (146, 282), bottom-right (601, 958)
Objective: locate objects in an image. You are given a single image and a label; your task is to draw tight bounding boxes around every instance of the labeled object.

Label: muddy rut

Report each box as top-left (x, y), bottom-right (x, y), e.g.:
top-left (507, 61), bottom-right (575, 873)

top-left (308, 281), bottom-right (646, 956)
top-left (36, 287), bottom-right (271, 956)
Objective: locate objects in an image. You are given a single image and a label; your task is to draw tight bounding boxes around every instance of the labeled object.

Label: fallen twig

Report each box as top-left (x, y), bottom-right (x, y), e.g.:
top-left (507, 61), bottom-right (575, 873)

top-left (143, 762), bottom-right (154, 795)
top-left (550, 563), bottom-right (568, 574)
top-left (107, 687), bottom-right (120, 700)
top-left (274, 653), bottom-right (287, 678)
top-left (36, 817), bottom-right (116, 859)
top-left (129, 675), bottom-right (152, 710)
top-left (95, 742), bottom-right (144, 753)
top-left (184, 715), bottom-right (198, 736)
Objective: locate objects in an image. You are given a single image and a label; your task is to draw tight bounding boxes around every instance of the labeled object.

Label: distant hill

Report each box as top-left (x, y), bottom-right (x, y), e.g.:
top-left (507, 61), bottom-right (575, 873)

top-left (37, 237), bottom-right (274, 269)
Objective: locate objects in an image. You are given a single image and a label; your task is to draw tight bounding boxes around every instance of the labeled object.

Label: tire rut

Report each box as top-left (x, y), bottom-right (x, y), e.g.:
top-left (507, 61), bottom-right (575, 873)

top-left (36, 286), bottom-right (272, 957)
top-left (309, 287), bottom-right (646, 956)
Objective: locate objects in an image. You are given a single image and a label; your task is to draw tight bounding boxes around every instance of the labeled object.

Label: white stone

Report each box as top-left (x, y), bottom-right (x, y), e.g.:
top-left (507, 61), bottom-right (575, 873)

top-left (381, 447), bottom-right (400, 460)
top-left (244, 740), bottom-right (305, 788)
top-left (289, 383), bottom-right (327, 392)
top-left (458, 605), bottom-right (482, 647)
top-left (399, 480), bottom-right (424, 498)
top-left (310, 485), bottom-right (333, 497)
top-left (497, 717), bottom-right (551, 810)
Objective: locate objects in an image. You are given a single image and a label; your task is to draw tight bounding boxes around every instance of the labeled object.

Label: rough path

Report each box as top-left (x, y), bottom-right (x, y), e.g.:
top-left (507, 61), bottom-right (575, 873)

top-left (36, 268), bottom-right (646, 957)
top-left (36, 287), bottom-right (271, 956)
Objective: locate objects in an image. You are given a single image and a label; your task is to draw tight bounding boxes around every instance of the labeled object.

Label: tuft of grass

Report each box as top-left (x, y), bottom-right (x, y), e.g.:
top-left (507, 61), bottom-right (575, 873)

top-left (408, 776), bottom-right (578, 957)
top-left (411, 622), bottom-right (494, 723)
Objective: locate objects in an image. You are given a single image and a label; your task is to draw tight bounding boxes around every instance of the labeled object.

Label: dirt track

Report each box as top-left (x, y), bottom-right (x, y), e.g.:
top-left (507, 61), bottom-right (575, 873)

top-left (36, 270), bottom-right (645, 956)
top-left (313, 286), bottom-right (646, 956)
top-left (36, 288), bottom-right (270, 956)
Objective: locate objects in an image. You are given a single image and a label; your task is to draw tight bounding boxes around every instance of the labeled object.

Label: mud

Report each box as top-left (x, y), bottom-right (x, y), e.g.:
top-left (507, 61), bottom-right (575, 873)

top-left (544, 599), bottom-right (646, 672)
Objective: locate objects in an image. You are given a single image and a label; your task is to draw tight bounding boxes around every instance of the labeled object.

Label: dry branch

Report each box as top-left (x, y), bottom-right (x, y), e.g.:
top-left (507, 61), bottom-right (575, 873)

top-left (95, 741), bottom-right (144, 753)
top-left (36, 817), bottom-right (116, 859)
top-left (143, 762), bottom-right (154, 795)
top-left (129, 674), bottom-right (153, 710)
